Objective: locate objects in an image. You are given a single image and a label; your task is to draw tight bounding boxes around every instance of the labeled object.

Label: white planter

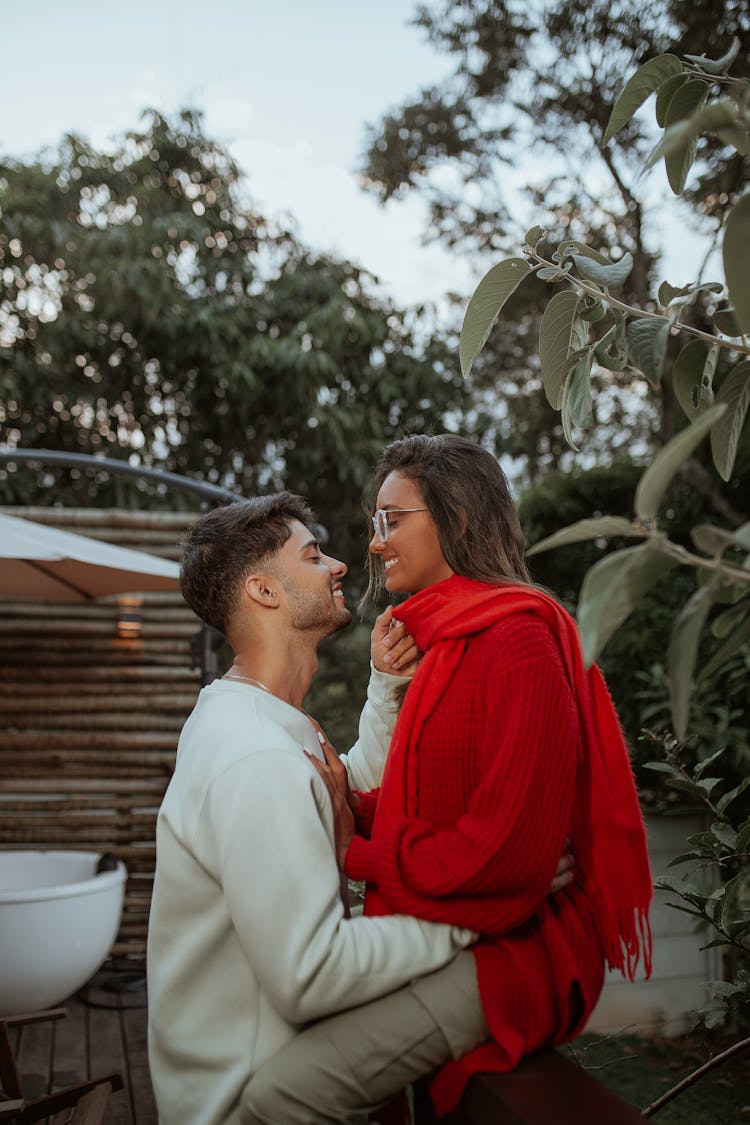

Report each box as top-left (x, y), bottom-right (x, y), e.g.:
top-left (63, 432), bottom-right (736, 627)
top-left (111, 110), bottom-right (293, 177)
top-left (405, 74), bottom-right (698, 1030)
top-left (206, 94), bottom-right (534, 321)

top-left (585, 813), bottom-right (721, 1036)
top-left (0, 850), bottom-right (126, 1015)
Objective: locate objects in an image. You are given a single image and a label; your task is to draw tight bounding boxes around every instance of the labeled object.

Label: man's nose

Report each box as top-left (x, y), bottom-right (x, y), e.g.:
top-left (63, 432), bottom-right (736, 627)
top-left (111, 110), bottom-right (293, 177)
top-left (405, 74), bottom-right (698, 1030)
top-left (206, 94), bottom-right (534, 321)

top-left (326, 554), bottom-right (348, 577)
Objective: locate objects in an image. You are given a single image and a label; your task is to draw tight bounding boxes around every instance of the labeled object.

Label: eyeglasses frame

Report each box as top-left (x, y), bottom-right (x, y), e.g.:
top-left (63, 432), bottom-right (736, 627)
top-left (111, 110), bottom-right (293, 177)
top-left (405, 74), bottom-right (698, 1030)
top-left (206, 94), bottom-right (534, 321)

top-left (371, 507), bottom-right (428, 543)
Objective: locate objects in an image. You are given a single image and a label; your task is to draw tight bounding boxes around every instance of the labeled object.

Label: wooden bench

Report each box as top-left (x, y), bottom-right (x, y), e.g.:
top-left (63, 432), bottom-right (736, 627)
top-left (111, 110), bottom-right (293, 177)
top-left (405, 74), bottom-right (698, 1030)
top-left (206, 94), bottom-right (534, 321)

top-left (0, 1009), bottom-right (123, 1124)
top-left (413, 1049), bottom-right (644, 1124)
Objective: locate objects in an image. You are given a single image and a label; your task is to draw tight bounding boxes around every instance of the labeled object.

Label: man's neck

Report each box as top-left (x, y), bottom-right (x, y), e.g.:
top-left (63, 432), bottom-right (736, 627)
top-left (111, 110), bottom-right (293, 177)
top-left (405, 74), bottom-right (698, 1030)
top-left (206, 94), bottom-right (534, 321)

top-left (227, 638), bottom-right (319, 711)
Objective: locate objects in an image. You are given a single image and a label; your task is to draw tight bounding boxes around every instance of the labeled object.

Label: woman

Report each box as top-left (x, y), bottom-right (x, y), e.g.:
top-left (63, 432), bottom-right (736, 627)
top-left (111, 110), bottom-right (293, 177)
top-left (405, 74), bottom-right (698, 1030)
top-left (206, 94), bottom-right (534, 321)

top-left (341, 433), bottom-right (652, 1116)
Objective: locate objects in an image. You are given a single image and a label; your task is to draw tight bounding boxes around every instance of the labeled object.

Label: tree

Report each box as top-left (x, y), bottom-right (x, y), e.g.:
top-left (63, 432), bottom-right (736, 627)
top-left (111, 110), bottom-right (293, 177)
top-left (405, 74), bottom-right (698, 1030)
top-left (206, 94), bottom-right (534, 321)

top-left (0, 109), bottom-right (484, 746)
top-left (360, 0), bottom-right (750, 481)
top-left (0, 109), bottom-right (473, 573)
top-left (461, 35), bottom-right (750, 1043)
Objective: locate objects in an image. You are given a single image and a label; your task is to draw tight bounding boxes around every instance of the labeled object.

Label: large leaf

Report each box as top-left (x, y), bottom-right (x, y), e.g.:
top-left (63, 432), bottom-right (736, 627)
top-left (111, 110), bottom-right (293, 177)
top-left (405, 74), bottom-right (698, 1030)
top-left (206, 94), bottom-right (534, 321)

top-left (603, 54), bottom-right (684, 145)
top-left (561, 349), bottom-right (593, 449)
top-left (711, 361), bottom-right (750, 481)
top-left (644, 100), bottom-right (743, 176)
top-left (556, 241), bottom-right (610, 266)
top-left (723, 195), bottom-right (750, 335)
top-left (635, 403), bottom-right (727, 522)
top-left (573, 251), bottom-right (633, 290)
top-left (539, 290), bottom-right (586, 409)
top-left (663, 79), bottom-right (708, 193)
top-left (459, 258), bottom-right (531, 377)
top-left (577, 541), bottom-right (676, 665)
top-left (672, 339), bottom-right (709, 421)
top-left (655, 73), bottom-right (690, 126)
top-left (626, 317), bottom-right (670, 384)
top-left (668, 583), bottom-right (718, 740)
top-left (527, 516), bottom-right (640, 557)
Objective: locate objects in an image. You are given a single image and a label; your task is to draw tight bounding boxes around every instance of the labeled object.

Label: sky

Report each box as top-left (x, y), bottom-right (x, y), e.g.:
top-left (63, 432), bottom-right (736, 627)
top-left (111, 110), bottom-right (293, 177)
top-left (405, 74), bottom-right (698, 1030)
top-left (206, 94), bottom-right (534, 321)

top-left (3, 1), bottom-right (714, 313)
top-left (3, 0), bottom-right (482, 308)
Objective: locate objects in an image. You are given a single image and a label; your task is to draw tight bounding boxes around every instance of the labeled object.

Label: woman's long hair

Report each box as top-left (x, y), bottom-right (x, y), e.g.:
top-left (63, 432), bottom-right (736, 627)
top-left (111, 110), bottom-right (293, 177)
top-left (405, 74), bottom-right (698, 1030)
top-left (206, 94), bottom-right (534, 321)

top-left (363, 434), bottom-right (531, 605)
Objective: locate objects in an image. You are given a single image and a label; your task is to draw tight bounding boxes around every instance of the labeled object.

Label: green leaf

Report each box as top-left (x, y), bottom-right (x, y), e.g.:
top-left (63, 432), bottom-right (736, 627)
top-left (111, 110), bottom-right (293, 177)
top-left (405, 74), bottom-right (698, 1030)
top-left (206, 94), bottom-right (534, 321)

top-left (695, 746), bottom-right (728, 779)
top-left (710, 821), bottom-right (738, 849)
top-left (526, 516), bottom-right (640, 557)
top-left (684, 37), bottom-right (741, 75)
top-left (690, 523), bottom-right (738, 557)
top-left (723, 195), bottom-right (750, 335)
top-left (644, 100), bottom-right (743, 178)
top-left (673, 339), bottom-right (708, 421)
top-left (659, 279), bottom-right (724, 307)
top-left (663, 79), bottom-right (708, 193)
top-left (594, 317), bottom-right (628, 372)
top-left (655, 74), bottom-right (690, 127)
top-left (712, 601), bottom-right (750, 639)
top-left (577, 541), bottom-right (676, 665)
top-left (716, 125), bottom-right (750, 155)
top-left (539, 290), bottom-right (587, 409)
top-left (579, 293), bottom-right (607, 322)
top-left (668, 583), bottom-right (718, 739)
top-left (635, 403), bottom-right (727, 521)
top-left (556, 241), bottom-right (611, 266)
top-left (524, 225), bottom-right (546, 248)
top-left (603, 54), bottom-right (685, 145)
top-left (700, 614), bottom-right (750, 680)
top-left (711, 361), bottom-right (750, 481)
top-left (573, 251), bottom-right (633, 289)
top-left (459, 257), bottom-right (531, 377)
top-left (626, 317), bottom-right (670, 384)
top-left (716, 777), bottom-right (750, 815)
top-left (561, 349), bottom-right (593, 449)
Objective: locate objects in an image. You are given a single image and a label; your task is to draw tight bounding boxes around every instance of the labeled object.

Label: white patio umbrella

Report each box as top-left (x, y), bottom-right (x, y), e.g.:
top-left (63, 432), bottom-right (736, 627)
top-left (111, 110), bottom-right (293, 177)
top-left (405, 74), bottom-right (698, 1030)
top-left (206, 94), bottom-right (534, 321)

top-left (0, 511), bottom-right (181, 602)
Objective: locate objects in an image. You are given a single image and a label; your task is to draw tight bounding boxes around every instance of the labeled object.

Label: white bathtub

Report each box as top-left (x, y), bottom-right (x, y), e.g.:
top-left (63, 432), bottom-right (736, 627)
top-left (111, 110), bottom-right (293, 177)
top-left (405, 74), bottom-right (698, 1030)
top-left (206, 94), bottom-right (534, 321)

top-left (0, 850), bottom-right (127, 1015)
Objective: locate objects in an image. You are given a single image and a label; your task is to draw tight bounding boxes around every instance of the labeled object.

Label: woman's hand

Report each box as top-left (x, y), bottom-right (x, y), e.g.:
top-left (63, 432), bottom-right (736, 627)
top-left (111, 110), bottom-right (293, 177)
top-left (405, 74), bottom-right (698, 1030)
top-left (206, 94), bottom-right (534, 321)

top-left (549, 844), bottom-right (575, 895)
top-left (371, 606), bottom-right (420, 677)
top-left (305, 738), bottom-right (356, 870)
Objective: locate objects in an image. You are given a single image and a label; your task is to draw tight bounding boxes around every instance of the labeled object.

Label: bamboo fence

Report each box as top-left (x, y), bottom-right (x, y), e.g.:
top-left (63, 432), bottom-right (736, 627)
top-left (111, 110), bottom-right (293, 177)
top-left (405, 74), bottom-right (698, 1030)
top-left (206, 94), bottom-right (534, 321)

top-left (0, 507), bottom-right (203, 958)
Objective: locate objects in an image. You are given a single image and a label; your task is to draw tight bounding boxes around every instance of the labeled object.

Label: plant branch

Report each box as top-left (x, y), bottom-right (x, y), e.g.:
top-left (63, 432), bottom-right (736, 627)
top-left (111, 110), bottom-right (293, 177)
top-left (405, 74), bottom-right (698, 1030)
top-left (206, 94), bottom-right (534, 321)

top-left (531, 254), bottom-right (750, 357)
top-left (641, 1035), bottom-right (750, 1117)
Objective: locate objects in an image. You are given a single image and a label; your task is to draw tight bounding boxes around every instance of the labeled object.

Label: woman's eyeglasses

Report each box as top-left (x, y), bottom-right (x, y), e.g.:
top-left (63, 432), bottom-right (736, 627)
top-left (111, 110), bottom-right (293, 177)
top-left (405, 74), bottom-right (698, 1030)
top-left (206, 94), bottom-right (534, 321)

top-left (371, 508), bottom-right (427, 543)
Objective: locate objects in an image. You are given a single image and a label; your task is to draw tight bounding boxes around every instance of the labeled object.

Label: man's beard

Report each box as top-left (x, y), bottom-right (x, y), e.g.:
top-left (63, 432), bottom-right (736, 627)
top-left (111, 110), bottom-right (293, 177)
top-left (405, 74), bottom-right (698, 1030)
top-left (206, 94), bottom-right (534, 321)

top-left (285, 584), bottom-right (351, 635)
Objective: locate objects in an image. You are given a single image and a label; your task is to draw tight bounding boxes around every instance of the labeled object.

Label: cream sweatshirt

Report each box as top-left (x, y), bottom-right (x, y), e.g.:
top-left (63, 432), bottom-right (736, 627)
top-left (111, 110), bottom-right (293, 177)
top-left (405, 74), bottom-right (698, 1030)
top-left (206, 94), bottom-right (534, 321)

top-left (147, 668), bottom-right (473, 1125)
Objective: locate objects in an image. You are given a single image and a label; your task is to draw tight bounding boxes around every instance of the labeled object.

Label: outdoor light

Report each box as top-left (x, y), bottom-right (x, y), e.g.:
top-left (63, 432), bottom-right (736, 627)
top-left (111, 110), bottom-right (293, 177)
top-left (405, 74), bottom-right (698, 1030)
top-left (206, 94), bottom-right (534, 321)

top-left (116, 595), bottom-right (142, 639)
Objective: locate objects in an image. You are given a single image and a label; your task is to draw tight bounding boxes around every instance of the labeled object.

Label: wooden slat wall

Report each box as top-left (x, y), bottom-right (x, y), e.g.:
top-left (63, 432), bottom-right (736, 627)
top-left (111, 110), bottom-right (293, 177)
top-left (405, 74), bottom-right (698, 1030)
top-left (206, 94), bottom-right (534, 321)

top-left (0, 507), bottom-right (203, 959)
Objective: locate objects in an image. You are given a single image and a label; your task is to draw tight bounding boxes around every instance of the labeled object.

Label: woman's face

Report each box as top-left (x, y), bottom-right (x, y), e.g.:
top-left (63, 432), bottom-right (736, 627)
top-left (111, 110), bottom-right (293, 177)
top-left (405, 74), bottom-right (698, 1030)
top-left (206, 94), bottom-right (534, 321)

top-left (369, 471), bottom-right (453, 594)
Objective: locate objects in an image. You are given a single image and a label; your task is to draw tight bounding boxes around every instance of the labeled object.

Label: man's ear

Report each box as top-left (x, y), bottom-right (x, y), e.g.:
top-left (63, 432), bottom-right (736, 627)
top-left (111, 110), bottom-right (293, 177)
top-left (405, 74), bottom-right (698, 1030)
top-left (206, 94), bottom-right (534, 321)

top-left (243, 574), bottom-right (280, 608)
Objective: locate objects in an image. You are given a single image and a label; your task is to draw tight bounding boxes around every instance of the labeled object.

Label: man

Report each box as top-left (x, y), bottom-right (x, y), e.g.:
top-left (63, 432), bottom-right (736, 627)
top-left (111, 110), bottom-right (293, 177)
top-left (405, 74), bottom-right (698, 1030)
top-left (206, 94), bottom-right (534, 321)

top-left (148, 493), bottom-right (571, 1124)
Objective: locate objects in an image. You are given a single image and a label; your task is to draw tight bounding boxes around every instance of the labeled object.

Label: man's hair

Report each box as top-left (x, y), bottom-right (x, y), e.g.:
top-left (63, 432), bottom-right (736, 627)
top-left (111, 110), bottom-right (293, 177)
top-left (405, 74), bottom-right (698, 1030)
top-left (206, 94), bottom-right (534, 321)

top-left (363, 433), bottom-right (531, 604)
top-left (180, 492), bottom-right (315, 634)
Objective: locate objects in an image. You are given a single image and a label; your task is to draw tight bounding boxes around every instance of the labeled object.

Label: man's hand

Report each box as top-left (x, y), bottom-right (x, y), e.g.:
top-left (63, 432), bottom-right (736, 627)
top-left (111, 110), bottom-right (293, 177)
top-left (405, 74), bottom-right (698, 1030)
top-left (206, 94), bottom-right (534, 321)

top-left (305, 739), bottom-right (356, 870)
top-left (371, 606), bottom-right (420, 677)
top-left (550, 845), bottom-right (575, 895)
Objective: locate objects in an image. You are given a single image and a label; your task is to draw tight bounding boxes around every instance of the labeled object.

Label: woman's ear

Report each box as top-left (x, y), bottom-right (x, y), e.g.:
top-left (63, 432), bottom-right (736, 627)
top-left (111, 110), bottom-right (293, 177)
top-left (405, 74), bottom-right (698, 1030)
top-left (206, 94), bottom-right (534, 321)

top-left (458, 509), bottom-right (468, 536)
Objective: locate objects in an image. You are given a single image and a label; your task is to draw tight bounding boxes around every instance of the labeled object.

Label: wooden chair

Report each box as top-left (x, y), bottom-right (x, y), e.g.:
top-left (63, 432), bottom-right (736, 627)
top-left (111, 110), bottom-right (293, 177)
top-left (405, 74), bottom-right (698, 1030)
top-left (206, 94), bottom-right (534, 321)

top-left (0, 1009), bottom-right (123, 1124)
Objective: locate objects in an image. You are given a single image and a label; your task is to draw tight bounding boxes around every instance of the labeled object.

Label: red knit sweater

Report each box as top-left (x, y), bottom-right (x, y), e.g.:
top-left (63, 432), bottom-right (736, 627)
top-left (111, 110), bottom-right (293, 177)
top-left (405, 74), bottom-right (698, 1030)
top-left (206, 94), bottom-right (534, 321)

top-left (346, 611), bottom-right (607, 1112)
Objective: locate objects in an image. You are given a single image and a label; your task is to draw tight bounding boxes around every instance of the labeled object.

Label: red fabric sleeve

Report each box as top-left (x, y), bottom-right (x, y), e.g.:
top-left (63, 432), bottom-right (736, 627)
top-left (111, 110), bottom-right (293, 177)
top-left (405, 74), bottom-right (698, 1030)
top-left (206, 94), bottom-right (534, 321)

top-left (352, 788), bottom-right (379, 839)
top-left (345, 617), bottom-right (580, 936)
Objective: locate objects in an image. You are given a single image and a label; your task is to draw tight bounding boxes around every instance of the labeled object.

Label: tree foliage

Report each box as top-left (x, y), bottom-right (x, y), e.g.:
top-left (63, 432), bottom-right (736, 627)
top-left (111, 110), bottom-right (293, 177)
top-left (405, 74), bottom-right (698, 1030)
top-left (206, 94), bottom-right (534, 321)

top-left (0, 109), bottom-right (472, 573)
top-left (361, 1), bottom-right (750, 481)
top-left (463, 33), bottom-right (750, 1037)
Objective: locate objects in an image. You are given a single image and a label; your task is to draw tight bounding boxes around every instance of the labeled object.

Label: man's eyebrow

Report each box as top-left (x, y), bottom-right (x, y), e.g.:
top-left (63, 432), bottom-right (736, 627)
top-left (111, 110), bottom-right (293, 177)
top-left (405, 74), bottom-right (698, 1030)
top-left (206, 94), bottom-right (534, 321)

top-left (300, 537), bottom-right (320, 553)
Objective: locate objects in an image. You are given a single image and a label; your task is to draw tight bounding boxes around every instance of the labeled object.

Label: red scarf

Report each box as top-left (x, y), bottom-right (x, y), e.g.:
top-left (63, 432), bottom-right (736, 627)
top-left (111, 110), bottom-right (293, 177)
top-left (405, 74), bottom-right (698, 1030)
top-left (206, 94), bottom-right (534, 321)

top-left (375, 575), bottom-right (652, 980)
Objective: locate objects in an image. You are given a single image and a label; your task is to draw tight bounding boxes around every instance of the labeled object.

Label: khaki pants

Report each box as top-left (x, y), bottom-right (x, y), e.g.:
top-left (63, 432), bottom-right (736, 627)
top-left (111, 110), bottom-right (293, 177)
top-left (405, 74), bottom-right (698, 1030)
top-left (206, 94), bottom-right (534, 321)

top-left (241, 951), bottom-right (487, 1124)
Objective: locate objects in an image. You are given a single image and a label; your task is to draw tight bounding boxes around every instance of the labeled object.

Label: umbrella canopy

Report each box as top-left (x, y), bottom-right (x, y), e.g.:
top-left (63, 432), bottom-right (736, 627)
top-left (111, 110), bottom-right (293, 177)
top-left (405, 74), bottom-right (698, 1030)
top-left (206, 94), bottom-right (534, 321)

top-left (0, 511), bottom-right (181, 602)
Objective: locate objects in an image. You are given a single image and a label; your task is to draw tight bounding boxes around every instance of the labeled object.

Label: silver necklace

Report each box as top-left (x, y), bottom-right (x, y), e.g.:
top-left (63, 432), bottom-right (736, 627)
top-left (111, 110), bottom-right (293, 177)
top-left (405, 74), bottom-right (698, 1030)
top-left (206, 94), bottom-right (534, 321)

top-left (222, 671), bottom-right (273, 694)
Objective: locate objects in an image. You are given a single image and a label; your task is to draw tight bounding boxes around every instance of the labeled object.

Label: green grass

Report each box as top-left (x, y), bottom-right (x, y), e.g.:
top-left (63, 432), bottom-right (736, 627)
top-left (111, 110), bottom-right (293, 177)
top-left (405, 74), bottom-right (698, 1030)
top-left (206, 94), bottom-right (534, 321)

top-left (566, 1031), bottom-right (750, 1123)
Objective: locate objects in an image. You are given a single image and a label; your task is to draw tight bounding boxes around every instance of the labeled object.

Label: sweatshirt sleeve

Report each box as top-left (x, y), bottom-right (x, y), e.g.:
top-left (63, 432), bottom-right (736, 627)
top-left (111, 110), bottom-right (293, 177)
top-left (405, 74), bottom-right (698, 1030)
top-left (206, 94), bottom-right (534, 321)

top-left (345, 617), bottom-right (580, 936)
top-left (202, 748), bottom-right (473, 1026)
top-left (341, 664), bottom-right (409, 791)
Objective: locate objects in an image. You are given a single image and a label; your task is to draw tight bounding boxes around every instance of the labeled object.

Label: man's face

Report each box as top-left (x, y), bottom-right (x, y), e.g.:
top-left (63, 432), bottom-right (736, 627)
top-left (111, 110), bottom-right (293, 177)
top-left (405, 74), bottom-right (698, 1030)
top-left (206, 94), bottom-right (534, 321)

top-left (274, 520), bottom-right (351, 637)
